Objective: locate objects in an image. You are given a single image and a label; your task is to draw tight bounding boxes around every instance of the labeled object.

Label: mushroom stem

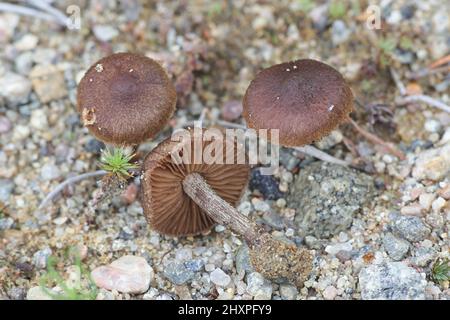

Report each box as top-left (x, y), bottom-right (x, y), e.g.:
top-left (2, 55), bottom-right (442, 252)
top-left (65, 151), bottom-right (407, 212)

top-left (182, 172), bottom-right (313, 286)
top-left (182, 173), bottom-right (259, 243)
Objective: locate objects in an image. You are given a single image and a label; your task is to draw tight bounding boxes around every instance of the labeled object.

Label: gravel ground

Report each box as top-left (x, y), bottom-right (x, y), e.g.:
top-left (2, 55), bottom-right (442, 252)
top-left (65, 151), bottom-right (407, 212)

top-left (0, 0), bottom-right (449, 300)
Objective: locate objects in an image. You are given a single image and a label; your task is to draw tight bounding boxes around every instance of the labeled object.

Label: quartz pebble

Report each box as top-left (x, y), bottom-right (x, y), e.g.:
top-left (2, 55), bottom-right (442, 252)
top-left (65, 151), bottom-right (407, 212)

top-left (412, 145), bottom-right (450, 181)
top-left (322, 285), bottom-right (338, 300)
top-left (246, 272), bottom-right (272, 300)
top-left (210, 268), bottom-right (231, 287)
top-left (0, 72), bottom-right (32, 106)
top-left (91, 256), bottom-right (153, 294)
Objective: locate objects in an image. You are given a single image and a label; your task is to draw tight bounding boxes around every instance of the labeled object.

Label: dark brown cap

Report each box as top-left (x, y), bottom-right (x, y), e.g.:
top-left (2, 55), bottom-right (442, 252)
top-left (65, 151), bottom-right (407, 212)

top-left (77, 52), bottom-right (176, 145)
top-left (140, 129), bottom-right (250, 236)
top-left (243, 59), bottom-right (353, 147)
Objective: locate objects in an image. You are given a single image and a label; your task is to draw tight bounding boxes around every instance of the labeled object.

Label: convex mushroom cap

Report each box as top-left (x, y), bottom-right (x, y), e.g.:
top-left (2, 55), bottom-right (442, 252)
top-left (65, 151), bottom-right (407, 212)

top-left (140, 129), bottom-right (250, 236)
top-left (77, 52), bottom-right (176, 145)
top-left (243, 59), bottom-right (353, 147)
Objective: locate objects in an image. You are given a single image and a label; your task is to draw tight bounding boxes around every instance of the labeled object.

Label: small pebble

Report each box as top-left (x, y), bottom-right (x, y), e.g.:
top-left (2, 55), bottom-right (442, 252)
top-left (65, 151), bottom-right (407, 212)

top-left (91, 255), bottom-right (153, 294)
top-left (210, 268), bottom-right (231, 287)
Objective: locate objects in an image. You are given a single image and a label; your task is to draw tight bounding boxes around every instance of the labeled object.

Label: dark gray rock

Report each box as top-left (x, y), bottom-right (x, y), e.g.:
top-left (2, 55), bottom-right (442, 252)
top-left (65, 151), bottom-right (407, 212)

top-left (184, 259), bottom-right (204, 272)
top-left (411, 247), bottom-right (436, 267)
top-left (359, 262), bottom-right (426, 300)
top-left (235, 244), bottom-right (254, 275)
top-left (392, 216), bottom-right (431, 242)
top-left (163, 262), bottom-right (195, 285)
top-left (382, 233), bottom-right (410, 261)
top-left (0, 179), bottom-right (15, 202)
top-left (249, 169), bottom-right (284, 200)
top-left (288, 162), bottom-right (375, 238)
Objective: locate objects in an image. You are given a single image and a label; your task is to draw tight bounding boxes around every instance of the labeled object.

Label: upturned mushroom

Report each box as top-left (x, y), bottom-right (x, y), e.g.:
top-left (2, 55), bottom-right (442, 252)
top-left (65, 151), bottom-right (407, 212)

top-left (141, 128), bottom-right (313, 286)
top-left (77, 52), bottom-right (176, 145)
top-left (243, 59), bottom-right (354, 147)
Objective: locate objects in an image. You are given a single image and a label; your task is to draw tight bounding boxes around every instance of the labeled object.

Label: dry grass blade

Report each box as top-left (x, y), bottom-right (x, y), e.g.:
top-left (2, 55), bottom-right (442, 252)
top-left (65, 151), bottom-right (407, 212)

top-left (348, 118), bottom-right (406, 160)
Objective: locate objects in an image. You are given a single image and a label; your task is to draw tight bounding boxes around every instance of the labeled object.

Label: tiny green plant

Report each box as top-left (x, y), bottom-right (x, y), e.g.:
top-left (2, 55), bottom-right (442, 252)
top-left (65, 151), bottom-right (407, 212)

top-left (431, 258), bottom-right (450, 284)
top-left (296, 0), bottom-right (314, 13)
top-left (99, 147), bottom-right (138, 179)
top-left (329, 1), bottom-right (346, 19)
top-left (39, 247), bottom-right (98, 300)
top-left (377, 37), bottom-right (397, 67)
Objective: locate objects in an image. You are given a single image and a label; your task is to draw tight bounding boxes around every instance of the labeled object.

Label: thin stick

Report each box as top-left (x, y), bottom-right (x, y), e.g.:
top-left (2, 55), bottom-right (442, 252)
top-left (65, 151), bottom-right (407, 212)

top-left (428, 54), bottom-right (450, 69)
top-left (215, 120), bottom-right (350, 166)
top-left (215, 120), bottom-right (248, 130)
top-left (0, 2), bottom-right (64, 25)
top-left (390, 68), bottom-right (406, 96)
top-left (38, 170), bottom-right (107, 209)
top-left (26, 0), bottom-right (68, 25)
top-left (194, 108), bottom-right (207, 128)
top-left (396, 95), bottom-right (450, 113)
top-left (407, 65), bottom-right (450, 80)
top-left (293, 145), bottom-right (350, 166)
top-left (348, 118), bottom-right (406, 160)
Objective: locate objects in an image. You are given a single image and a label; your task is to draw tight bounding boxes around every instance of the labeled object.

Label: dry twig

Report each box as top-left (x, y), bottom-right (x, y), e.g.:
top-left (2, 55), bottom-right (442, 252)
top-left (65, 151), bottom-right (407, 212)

top-left (38, 170), bottom-right (107, 210)
top-left (348, 118), bottom-right (406, 160)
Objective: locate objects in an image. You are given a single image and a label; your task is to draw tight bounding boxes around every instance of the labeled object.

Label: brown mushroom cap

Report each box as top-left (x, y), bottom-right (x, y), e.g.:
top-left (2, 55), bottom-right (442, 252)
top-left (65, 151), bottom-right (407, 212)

top-left (77, 52), bottom-right (176, 145)
top-left (243, 59), bottom-right (353, 147)
top-left (140, 129), bottom-right (250, 236)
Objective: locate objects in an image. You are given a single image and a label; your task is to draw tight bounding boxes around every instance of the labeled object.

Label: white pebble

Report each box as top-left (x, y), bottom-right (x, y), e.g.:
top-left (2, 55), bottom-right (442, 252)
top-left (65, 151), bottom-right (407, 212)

top-left (431, 197), bottom-right (446, 212)
top-left (210, 268), bottom-right (231, 287)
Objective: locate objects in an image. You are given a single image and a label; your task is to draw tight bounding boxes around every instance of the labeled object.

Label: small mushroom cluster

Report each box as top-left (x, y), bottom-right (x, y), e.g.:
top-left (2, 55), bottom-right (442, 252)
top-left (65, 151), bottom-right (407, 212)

top-left (76, 53), bottom-right (355, 287)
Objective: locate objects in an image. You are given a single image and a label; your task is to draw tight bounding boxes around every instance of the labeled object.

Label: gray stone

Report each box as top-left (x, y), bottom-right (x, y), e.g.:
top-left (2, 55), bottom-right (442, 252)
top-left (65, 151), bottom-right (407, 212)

top-left (325, 241), bottom-right (352, 256)
top-left (359, 262), bottom-right (426, 300)
top-left (0, 72), bottom-right (32, 106)
top-left (163, 262), bottom-right (195, 285)
top-left (184, 259), bottom-right (204, 272)
top-left (331, 20), bottom-right (351, 45)
top-left (40, 163), bottom-right (61, 181)
top-left (32, 247), bottom-right (52, 269)
top-left (335, 250), bottom-right (353, 262)
top-left (383, 233), bottom-right (410, 261)
top-left (0, 179), bottom-right (14, 202)
top-left (0, 116), bottom-right (12, 133)
top-left (246, 272), bottom-right (272, 300)
top-left (261, 211), bottom-right (284, 230)
top-left (279, 149), bottom-right (300, 171)
top-left (210, 268), bottom-right (231, 287)
top-left (8, 287), bottom-right (26, 300)
top-left (15, 51), bottom-right (34, 75)
top-left (0, 217), bottom-right (14, 230)
top-left (392, 216), bottom-right (430, 242)
top-left (175, 248), bottom-right (192, 261)
top-left (91, 255), bottom-right (153, 294)
top-left (288, 162), bottom-right (375, 238)
top-left (93, 25), bottom-right (119, 42)
top-left (235, 244), bottom-right (254, 275)
top-left (411, 247), bottom-right (436, 267)
top-left (279, 284), bottom-right (298, 300)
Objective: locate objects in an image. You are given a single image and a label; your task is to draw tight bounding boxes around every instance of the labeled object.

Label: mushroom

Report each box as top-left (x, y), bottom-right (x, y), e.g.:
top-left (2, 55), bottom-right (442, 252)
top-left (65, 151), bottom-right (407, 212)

top-left (77, 52), bottom-right (176, 145)
top-left (243, 59), bottom-right (353, 147)
top-left (141, 128), bottom-right (313, 286)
